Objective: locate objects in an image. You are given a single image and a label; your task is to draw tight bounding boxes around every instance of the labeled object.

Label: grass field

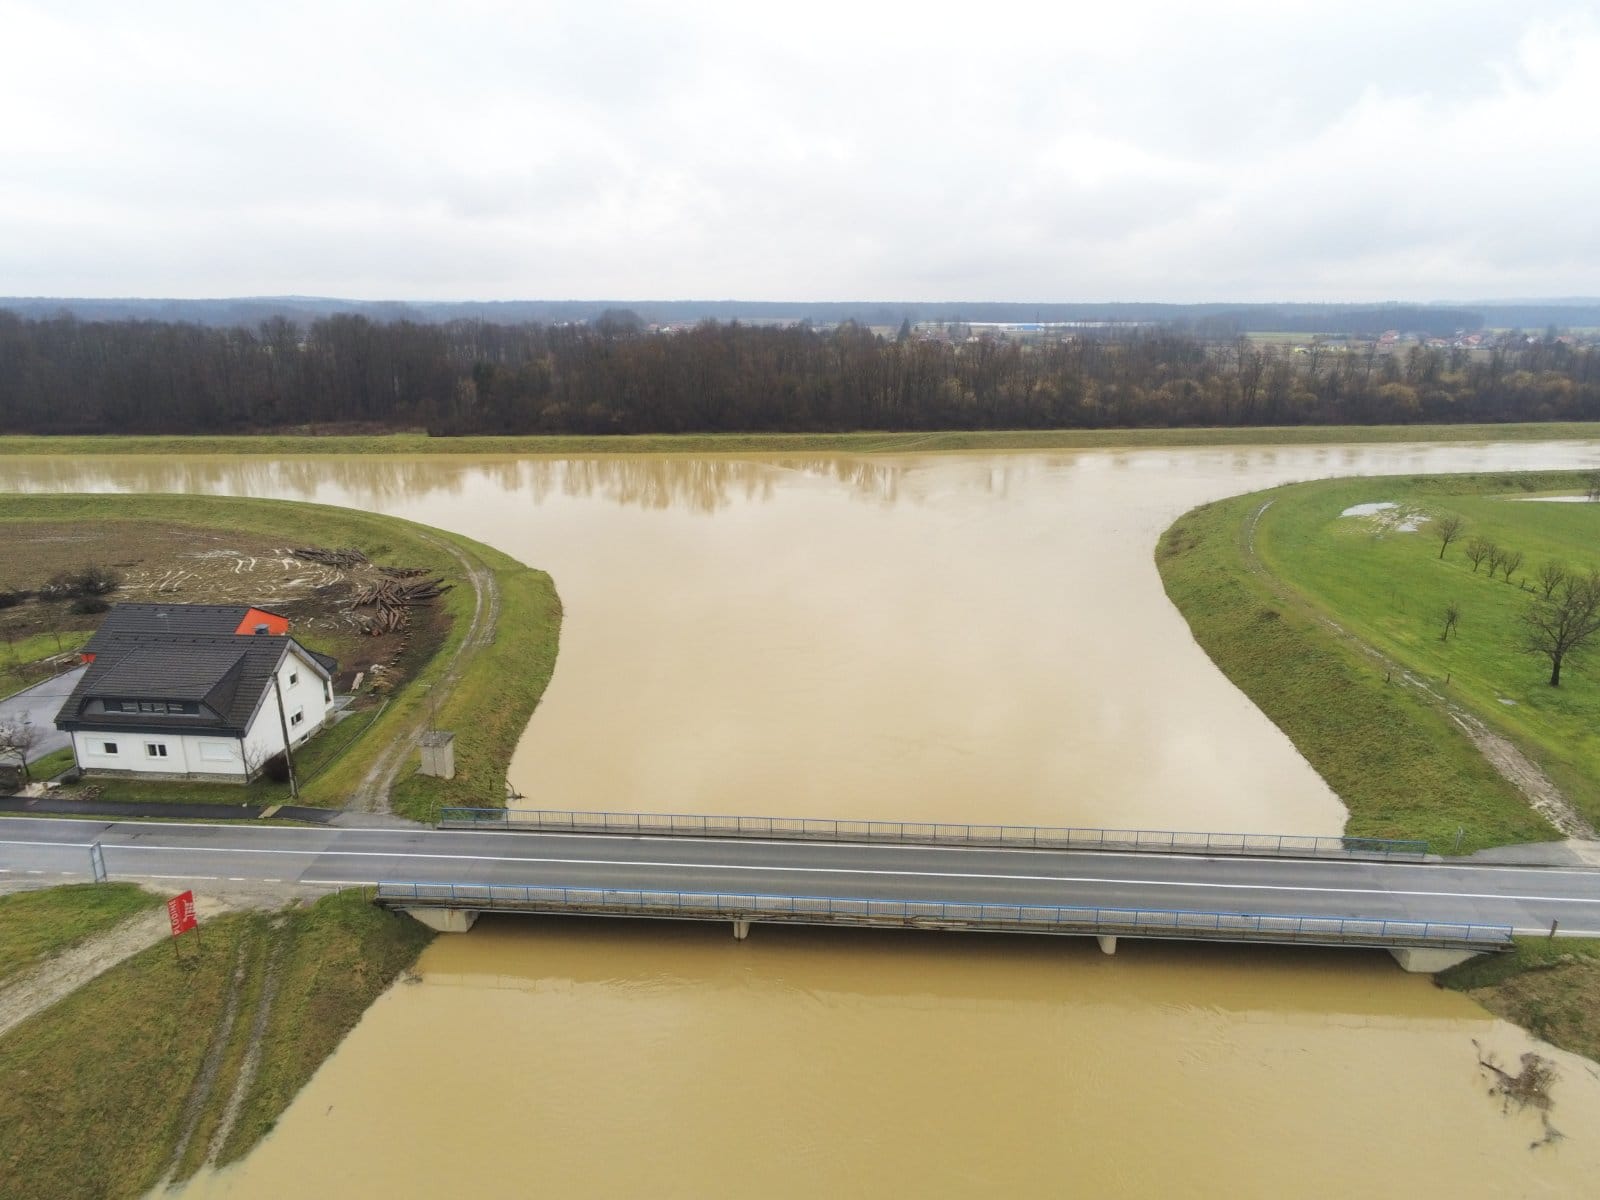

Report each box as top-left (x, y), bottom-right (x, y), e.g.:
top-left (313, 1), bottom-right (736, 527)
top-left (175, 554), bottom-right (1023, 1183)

top-left (2, 421), bottom-right (1600, 459)
top-left (1440, 937), bottom-right (1600, 1063)
top-left (0, 887), bottom-right (431, 1198)
top-left (1158, 486), bottom-right (1559, 853)
top-left (0, 883), bottom-right (159, 986)
top-left (1254, 473), bottom-right (1600, 830)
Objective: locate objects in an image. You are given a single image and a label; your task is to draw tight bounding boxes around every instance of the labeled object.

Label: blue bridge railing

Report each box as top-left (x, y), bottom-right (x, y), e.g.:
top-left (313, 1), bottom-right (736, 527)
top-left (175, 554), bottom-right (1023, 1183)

top-left (438, 807), bottom-right (1428, 861)
top-left (375, 881), bottom-right (1509, 950)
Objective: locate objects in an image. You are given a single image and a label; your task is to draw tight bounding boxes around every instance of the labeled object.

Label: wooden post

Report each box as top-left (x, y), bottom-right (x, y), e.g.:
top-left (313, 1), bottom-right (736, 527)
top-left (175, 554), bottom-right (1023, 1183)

top-left (271, 668), bottom-right (298, 800)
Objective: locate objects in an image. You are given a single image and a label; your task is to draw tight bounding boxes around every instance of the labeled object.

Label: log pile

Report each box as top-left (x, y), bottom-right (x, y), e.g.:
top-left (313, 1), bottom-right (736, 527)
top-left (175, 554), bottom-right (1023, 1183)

top-left (378, 565), bottom-right (429, 578)
top-left (292, 546), bottom-right (369, 568)
top-left (352, 576), bottom-right (450, 635)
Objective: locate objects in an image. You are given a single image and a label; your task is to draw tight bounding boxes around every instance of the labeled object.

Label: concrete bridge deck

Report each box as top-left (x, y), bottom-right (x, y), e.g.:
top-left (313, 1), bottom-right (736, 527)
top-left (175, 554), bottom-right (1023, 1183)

top-left (3, 815), bottom-right (1599, 968)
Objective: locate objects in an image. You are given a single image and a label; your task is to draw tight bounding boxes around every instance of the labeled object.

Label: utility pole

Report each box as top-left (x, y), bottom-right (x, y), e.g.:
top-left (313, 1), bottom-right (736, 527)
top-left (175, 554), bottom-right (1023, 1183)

top-left (271, 669), bottom-right (299, 800)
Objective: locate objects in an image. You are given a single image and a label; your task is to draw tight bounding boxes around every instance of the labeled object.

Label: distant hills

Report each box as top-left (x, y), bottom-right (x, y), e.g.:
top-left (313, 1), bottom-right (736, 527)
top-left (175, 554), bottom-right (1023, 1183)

top-left (4, 296), bottom-right (1599, 335)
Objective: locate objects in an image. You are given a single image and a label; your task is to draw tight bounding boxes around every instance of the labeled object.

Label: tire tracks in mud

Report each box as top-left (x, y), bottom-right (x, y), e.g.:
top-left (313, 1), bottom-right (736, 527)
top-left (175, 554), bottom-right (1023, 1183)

top-left (347, 532), bottom-right (501, 814)
top-left (1242, 499), bottom-right (1595, 839)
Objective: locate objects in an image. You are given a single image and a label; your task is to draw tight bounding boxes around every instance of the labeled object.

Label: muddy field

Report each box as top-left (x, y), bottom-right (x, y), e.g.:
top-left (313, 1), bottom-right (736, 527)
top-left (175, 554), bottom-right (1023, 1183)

top-left (1, 521), bottom-right (447, 693)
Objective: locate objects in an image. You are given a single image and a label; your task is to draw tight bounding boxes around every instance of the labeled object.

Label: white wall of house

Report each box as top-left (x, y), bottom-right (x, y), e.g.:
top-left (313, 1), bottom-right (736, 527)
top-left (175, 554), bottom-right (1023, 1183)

top-left (240, 644), bottom-right (334, 772)
top-left (72, 730), bottom-right (246, 778)
top-left (73, 643), bottom-right (334, 780)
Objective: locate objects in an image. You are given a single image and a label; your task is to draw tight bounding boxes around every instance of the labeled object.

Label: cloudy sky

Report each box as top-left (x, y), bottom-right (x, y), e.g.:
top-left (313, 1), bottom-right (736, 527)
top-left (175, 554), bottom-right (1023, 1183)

top-left (2, 1), bottom-right (1596, 302)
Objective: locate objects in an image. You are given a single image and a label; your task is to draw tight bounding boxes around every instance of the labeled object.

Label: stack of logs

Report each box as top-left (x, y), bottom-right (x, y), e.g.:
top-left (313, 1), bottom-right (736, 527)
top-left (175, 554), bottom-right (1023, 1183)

top-left (351, 575), bottom-right (450, 635)
top-left (292, 546), bottom-right (448, 636)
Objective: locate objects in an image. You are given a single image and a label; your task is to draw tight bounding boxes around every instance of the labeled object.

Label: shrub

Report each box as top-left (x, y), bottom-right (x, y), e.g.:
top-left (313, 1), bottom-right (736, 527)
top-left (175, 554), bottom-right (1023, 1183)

top-left (39, 563), bottom-right (123, 601)
top-left (262, 752), bottom-right (291, 783)
top-left (70, 597), bottom-right (110, 614)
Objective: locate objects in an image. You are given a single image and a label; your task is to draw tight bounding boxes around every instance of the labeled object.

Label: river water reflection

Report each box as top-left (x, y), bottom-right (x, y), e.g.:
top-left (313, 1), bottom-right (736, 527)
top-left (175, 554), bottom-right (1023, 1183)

top-left (6, 442), bottom-right (1600, 1196)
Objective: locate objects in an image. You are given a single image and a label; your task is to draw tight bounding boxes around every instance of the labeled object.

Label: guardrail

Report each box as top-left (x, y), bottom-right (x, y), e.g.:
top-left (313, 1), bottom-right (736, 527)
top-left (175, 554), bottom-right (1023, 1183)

top-left (376, 881), bottom-right (1509, 950)
top-left (437, 807), bottom-right (1429, 861)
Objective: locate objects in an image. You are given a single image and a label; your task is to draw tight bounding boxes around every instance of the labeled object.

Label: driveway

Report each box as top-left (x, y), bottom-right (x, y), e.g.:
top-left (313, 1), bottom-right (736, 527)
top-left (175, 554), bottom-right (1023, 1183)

top-left (0, 665), bottom-right (86, 762)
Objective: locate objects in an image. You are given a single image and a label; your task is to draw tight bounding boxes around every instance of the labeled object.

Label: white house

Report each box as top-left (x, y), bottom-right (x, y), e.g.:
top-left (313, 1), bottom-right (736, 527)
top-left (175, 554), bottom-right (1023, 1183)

top-left (54, 604), bottom-right (336, 782)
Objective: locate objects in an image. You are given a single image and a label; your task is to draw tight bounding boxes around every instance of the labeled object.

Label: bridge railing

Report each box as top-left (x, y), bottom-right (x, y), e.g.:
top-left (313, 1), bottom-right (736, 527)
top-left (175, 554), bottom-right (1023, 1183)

top-left (376, 881), bottom-right (1509, 949)
top-left (437, 807), bottom-right (1428, 861)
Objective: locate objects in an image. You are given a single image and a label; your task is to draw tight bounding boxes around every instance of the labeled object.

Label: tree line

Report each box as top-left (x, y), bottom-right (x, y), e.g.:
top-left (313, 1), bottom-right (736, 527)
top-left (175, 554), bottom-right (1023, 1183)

top-left (2, 310), bottom-right (1599, 436)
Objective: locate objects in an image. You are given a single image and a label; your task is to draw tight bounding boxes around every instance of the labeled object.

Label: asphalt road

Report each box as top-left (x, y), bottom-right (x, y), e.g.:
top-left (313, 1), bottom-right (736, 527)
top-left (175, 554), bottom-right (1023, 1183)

top-left (4, 818), bottom-right (1600, 935)
top-left (0, 666), bottom-right (85, 762)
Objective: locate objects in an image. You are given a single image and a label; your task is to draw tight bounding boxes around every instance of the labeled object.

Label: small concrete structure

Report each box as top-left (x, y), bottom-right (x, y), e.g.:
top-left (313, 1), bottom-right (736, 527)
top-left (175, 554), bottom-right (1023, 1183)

top-left (732, 918), bottom-right (751, 940)
top-left (1096, 934), bottom-right (1117, 956)
top-left (1388, 947), bottom-right (1480, 973)
top-left (419, 730), bottom-right (455, 780)
top-left (401, 906), bottom-right (478, 933)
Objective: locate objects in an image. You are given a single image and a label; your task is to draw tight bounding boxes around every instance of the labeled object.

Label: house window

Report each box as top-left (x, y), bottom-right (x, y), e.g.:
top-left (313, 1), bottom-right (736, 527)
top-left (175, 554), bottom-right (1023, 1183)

top-left (102, 742), bottom-right (118, 755)
top-left (145, 743), bottom-right (169, 759)
top-left (288, 671), bottom-right (299, 687)
top-left (199, 741), bottom-right (235, 763)
top-left (290, 709), bottom-right (304, 727)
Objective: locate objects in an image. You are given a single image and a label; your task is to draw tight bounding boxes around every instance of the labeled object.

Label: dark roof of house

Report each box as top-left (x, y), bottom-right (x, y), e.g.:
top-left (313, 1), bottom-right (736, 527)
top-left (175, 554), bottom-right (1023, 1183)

top-left (56, 629), bottom-right (332, 737)
top-left (81, 604), bottom-right (285, 654)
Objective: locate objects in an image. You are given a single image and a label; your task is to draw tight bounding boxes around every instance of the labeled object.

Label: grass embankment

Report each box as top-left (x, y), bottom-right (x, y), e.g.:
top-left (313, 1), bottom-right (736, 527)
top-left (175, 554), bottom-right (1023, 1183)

top-left (0, 883), bottom-right (158, 985)
top-left (1256, 473), bottom-right (1600, 829)
top-left (0, 887), bottom-right (432, 1198)
top-left (0, 495), bottom-right (561, 814)
top-left (1157, 487), bottom-right (1554, 853)
top-left (391, 539), bottom-right (561, 822)
top-left (3, 421), bottom-right (1600, 458)
top-left (1440, 938), bottom-right (1600, 1063)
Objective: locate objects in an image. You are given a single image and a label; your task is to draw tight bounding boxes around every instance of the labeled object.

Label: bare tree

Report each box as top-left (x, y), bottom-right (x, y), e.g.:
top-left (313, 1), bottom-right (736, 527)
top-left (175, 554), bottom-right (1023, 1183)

top-left (1465, 537), bottom-right (1496, 573)
top-left (1537, 561), bottom-right (1568, 600)
top-left (1440, 601), bottom-right (1461, 642)
top-left (1499, 548), bottom-right (1525, 584)
top-left (1523, 571), bottom-right (1600, 686)
top-left (1587, 472), bottom-right (1600, 502)
top-left (0, 719), bottom-right (40, 783)
top-left (1486, 546), bottom-right (1507, 579)
top-left (1434, 513), bottom-right (1465, 560)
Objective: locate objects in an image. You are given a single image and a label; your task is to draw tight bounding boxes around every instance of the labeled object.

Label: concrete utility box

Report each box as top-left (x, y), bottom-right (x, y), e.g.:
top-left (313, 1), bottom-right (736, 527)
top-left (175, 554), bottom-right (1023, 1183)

top-left (419, 730), bottom-right (456, 780)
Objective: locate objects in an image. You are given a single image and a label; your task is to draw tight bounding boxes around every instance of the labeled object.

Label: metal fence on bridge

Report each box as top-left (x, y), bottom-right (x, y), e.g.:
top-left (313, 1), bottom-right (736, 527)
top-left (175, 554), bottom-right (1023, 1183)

top-left (437, 807), bottom-right (1429, 861)
top-left (376, 881), bottom-right (1508, 950)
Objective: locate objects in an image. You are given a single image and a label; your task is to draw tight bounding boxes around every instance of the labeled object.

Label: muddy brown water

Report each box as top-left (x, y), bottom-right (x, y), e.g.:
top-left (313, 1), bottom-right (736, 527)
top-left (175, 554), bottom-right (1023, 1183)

top-left (5, 443), bottom-right (1600, 1196)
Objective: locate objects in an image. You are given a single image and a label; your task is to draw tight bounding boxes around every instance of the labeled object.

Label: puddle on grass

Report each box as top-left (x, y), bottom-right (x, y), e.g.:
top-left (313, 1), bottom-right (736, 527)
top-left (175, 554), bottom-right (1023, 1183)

top-left (1339, 500), bottom-right (1429, 532)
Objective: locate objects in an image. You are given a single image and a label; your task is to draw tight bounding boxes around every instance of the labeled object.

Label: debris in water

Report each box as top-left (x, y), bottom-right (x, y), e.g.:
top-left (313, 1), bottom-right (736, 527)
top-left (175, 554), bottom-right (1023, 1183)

top-left (1473, 1040), bottom-right (1565, 1149)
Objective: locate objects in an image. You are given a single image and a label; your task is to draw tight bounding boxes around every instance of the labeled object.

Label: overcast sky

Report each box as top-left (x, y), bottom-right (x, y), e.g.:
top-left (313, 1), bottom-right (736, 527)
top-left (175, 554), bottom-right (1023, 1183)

top-left (3, 1), bottom-right (1597, 302)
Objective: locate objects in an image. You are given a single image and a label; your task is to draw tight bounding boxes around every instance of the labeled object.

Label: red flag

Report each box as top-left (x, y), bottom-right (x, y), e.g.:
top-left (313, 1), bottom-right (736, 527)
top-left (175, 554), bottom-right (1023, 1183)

top-left (167, 890), bottom-right (198, 937)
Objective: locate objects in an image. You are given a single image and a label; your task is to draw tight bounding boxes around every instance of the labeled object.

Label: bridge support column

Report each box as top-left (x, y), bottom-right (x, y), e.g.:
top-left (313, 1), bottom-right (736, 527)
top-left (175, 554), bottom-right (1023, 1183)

top-left (1388, 947), bottom-right (1480, 973)
top-left (732, 919), bottom-right (751, 940)
top-left (400, 907), bottom-right (479, 934)
top-left (1096, 935), bottom-right (1117, 956)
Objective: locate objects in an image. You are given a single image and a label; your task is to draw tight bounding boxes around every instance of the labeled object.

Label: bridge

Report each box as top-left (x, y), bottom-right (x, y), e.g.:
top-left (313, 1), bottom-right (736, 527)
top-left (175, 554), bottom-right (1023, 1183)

top-left (4, 809), bottom-right (1600, 971)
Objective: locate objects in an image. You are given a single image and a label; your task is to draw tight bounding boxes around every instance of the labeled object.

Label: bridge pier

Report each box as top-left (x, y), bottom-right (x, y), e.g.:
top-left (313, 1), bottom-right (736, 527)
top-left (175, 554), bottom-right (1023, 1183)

top-left (400, 907), bottom-right (479, 933)
top-left (1388, 947), bottom-right (1481, 973)
top-left (732, 918), bottom-right (751, 940)
top-left (1096, 934), bottom-right (1117, 956)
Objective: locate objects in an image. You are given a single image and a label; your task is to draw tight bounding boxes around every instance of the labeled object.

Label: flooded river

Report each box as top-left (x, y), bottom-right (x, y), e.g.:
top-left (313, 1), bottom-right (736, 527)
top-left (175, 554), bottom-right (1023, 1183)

top-left (6, 441), bottom-right (1600, 1196)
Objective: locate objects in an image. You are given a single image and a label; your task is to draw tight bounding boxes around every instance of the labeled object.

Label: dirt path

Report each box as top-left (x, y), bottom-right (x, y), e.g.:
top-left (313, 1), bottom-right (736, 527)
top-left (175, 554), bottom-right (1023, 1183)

top-left (206, 925), bottom-right (288, 1164)
top-left (1243, 500), bottom-right (1596, 839)
top-left (348, 533), bottom-right (501, 813)
top-left (163, 939), bottom-right (250, 1183)
top-left (0, 906), bottom-right (171, 1039)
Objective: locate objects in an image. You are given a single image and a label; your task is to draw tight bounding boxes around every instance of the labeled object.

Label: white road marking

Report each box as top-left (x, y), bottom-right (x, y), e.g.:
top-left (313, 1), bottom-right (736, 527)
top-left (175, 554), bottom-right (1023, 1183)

top-left (52, 841), bottom-right (1600, 906)
top-left (4, 823), bottom-right (1600, 878)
